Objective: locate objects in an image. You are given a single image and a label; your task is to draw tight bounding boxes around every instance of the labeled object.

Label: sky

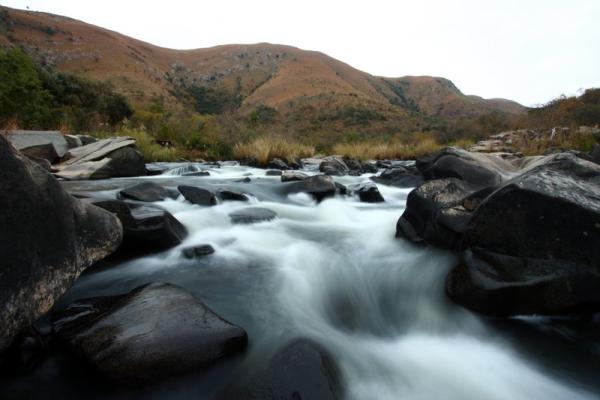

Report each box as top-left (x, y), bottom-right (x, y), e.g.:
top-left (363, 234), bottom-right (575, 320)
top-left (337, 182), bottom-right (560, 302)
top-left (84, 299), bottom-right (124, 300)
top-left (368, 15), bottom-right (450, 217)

top-left (2, 0), bottom-right (599, 106)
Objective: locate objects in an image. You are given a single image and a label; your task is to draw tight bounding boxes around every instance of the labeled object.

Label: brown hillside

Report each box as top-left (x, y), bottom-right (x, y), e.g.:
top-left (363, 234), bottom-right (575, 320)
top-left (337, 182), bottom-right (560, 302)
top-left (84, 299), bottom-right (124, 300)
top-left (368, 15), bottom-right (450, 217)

top-left (0, 5), bottom-right (526, 140)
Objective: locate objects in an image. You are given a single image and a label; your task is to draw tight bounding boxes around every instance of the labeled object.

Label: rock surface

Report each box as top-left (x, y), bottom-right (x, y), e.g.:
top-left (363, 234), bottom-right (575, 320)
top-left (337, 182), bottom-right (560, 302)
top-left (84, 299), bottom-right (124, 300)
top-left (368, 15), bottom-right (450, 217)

top-left (7, 130), bottom-right (69, 162)
top-left (371, 165), bottom-right (423, 188)
top-left (223, 339), bottom-right (340, 400)
top-left (119, 181), bottom-right (170, 202)
top-left (281, 170), bottom-right (309, 182)
top-left (352, 182), bottom-right (385, 203)
top-left (229, 207), bottom-right (278, 224)
top-left (53, 283), bottom-right (247, 382)
top-left (286, 175), bottom-right (338, 202)
top-left (319, 157), bottom-right (349, 176)
top-left (0, 136), bottom-right (122, 353)
top-left (182, 244), bottom-right (215, 259)
top-left (178, 185), bottom-right (218, 206)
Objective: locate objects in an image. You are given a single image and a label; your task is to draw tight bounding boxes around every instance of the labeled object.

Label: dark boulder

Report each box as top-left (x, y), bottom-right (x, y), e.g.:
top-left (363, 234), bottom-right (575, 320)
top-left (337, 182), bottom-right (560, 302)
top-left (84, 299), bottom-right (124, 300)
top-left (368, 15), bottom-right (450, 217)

top-left (182, 171), bottom-right (210, 176)
top-left (0, 136), bottom-right (122, 353)
top-left (352, 182), bottom-right (385, 203)
top-left (268, 158), bottom-right (290, 170)
top-left (229, 207), bottom-right (278, 224)
top-left (178, 185), bottom-right (218, 206)
top-left (218, 190), bottom-right (249, 202)
top-left (266, 170), bottom-right (283, 176)
top-left (371, 165), bottom-right (423, 188)
top-left (396, 179), bottom-right (492, 249)
top-left (281, 170), bottom-right (309, 182)
top-left (182, 244), bottom-right (215, 259)
top-left (286, 175), bottom-right (338, 202)
top-left (223, 339), bottom-right (340, 400)
top-left (119, 181), bottom-right (170, 202)
top-left (335, 181), bottom-right (348, 196)
top-left (93, 200), bottom-right (187, 255)
top-left (360, 161), bottom-right (378, 174)
top-left (145, 164), bottom-right (171, 176)
top-left (416, 147), bottom-right (516, 187)
top-left (319, 157), bottom-right (349, 176)
top-left (53, 283), bottom-right (247, 382)
top-left (76, 135), bottom-right (98, 145)
top-left (447, 153), bottom-right (600, 315)
top-left (103, 146), bottom-right (145, 177)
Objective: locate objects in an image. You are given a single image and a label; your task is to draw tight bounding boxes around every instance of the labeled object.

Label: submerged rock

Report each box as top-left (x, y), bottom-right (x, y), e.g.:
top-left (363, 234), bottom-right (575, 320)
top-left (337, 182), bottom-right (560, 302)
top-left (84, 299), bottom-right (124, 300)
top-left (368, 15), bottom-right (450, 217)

top-left (178, 185), bottom-right (218, 206)
top-left (286, 175), bottom-right (337, 202)
top-left (0, 136), bottom-right (122, 353)
top-left (281, 170), bottom-right (309, 182)
top-left (53, 283), bottom-right (247, 382)
top-left (266, 169), bottom-right (283, 176)
top-left (447, 153), bottom-right (600, 315)
top-left (223, 339), bottom-right (340, 399)
top-left (352, 182), bottom-right (385, 203)
top-left (119, 181), bottom-right (170, 202)
top-left (218, 189), bottom-right (249, 202)
top-left (182, 244), bottom-right (215, 259)
top-left (93, 200), bottom-right (187, 256)
top-left (229, 207), bottom-right (278, 224)
top-left (371, 165), bottom-right (423, 188)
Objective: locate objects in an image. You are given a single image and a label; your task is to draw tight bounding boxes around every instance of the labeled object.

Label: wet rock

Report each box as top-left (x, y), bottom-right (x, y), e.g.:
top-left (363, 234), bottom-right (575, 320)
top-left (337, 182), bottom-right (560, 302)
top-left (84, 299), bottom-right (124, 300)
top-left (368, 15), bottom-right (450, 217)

top-left (53, 283), bottom-right (247, 382)
top-left (416, 147), bottom-right (516, 187)
top-left (371, 166), bottom-right (423, 188)
top-left (178, 185), bottom-right (217, 206)
top-left (360, 161), bottom-right (378, 174)
top-left (182, 244), bottom-right (215, 259)
top-left (224, 339), bottom-right (340, 400)
top-left (286, 175), bottom-right (337, 202)
top-left (352, 182), bottom-right (385, 203)
top-left (145, 163), bottom-right (171, 176)
top-left (7, 130), bottom-right (69, 163)
top-left (447, 153), bottom-right (600, 315)
top-left (396, 179), bottom-right (492, 249)
top-left (119, 181), bottom-right (170, 202)
top-left (218, 189), bottom-right (249, 202)
top-left (93, 200), bottom-right (187, 255)
top-left (229, 207), bottom-right (278, 224)
top-left (237, 177), bottom-right (252, 183)
top-left (182, 171), bottom-right (210, 176)
top-left (266, 169), bottom-right (283, 176)
top-left (335, 181), bottom-right (348, 196)
top-left (268, 158), bottom-right (290, 170)
top-left (319, 157), bottom-right (349, 176)
top-left (0, 135), bottom-right (122, 353)
top-left (281, 170), bottom-right (309, 182)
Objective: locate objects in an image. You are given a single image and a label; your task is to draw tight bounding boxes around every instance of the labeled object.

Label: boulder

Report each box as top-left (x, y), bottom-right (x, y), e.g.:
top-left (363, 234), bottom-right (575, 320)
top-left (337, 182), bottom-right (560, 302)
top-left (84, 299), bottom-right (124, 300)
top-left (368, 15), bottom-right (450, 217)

top-left (266, 170), bottom-right (283, 176)
top-left (268, 158), bottom-right (290, 170)
top-left (286, 175), bottom-right (338, 202)
top-left (591, 143), bottom-right (600, 165)
top-left (223, 339), bottom-right (340, 400)
top-left (218, 190), bottom-right (249, 202)
top-left (182, 171), bottom-right (210, 176)
top-left (319, 157), bottom-right (349, 176)
top-left (352, 182), bottom-right (385, 203)
top-left (360, 161), bottom-right (378, 174)
top-left (0, 136), bottom-right (122, 353)
top-left (63, 134), bottom-right (82, 149)
top-left (416, 147), bottom-right (516, 187)
top-left (93, 200), bottom-right (187, 255)
top-left (281, 170), bottom-right (309, 182)
top-left (100, 146), bottom-right (145, 177)
top-left (145, 163), bottom-right (171, 176)
top-left (371, 166), bottom-right (423, 188)
top-left (229, 207), bottom-right (278, 224)
top-left (178, 185), bottom-right (218, 206)
top-left (182, 244), bottom-right (215, 259)
top-left (447, 153), bottom-right (600, 315)
top-left (396, 179), bottom-right (492, 249)
top-left (119, 181), bottom-right (171, 202)
top-left (53, 283), bottom-right (247, 382)
top-left (7, 130), bottom-right (69, 162)
top-left (76, 135), bottom-right (98, 145)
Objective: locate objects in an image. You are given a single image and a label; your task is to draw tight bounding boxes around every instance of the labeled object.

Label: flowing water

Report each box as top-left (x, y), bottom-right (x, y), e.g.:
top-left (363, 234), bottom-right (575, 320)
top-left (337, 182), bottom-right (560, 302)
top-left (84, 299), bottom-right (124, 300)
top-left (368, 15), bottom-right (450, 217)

top-left (2, 162), bottom-right (600, 399)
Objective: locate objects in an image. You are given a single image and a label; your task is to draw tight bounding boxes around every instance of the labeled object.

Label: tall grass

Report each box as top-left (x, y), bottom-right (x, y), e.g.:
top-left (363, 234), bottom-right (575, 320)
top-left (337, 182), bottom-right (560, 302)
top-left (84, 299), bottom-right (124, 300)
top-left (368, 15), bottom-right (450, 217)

top-left (332, 136), bottom-right (441, 160)
top-left (233, 136), bottom-right (315, 165)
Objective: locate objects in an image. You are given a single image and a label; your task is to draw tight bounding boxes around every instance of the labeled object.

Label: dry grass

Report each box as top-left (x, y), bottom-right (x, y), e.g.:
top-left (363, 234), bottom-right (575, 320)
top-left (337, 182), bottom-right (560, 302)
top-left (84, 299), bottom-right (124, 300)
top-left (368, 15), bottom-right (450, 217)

top-left (332, 135), bottom-right (441, 160)
top-left (516, 128), bottom-right (597, 156)
top-left (233, 136), bottom-right (315, 165)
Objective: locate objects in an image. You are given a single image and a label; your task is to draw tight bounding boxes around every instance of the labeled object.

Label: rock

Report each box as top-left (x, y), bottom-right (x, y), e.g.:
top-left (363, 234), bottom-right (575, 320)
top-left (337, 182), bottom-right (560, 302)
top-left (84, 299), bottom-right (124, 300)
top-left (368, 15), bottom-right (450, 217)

top-left (0, 136), bottom-right (122, 353)
top-left (229, 207), bottom-right (277, 224)
top-left (286, 175), bottom-right (338, 202)
top-left (281, 170), bottom-right (309, 182)
top-left (416, 147), bottom-right (516, 187)
top-left (53, 283), bottom-right (247, 382)
top-left (26, 155), bottom-right (52, 171)
top-left (371, 166), bottom-right (423, 188)
top-left (447, 153), bottom-right (600, 315)
top-left (335, 181), bottom-right (348, 196)
top-left (396, 179), bottom-right (492, 249)
top-left (178, 185), bottom-right (217, 206)
top-left (145, 163), bottom-right (171, 176)
top-left (182, 171), bottom-right (210, 176)
top-left (224, 339), bottom-right (340, 400)
top-left (218, 190), bottom-right (249, 202)
top-left (7, 130), bottom-right (69, 162)
top-left (63, 134), bottom-right (82, 149)
top-left (268, 158), bottom-right (290, 170)
top-left (182, 244), bottom-right (215, 259)
top-left (360, 161), bottom-right (378, 174)
top-left (93, 200), bottom-right (187, 256)
top-left (120, 181), bottom-right (170, 202)
top-left (352, 182), bottom-right (385, 203)
top-left (76, 135), bottom-right (98, 145)
top-left (56, 137), bottom-right (145, 179)
top-left (319, 157), bottom-right (349, 176)
top-left (591, 143), bottom-right (600, 165)
top-left (237, 177), bottom-right (252, 183)
top-left (266, 169), bottom-right (283, 176)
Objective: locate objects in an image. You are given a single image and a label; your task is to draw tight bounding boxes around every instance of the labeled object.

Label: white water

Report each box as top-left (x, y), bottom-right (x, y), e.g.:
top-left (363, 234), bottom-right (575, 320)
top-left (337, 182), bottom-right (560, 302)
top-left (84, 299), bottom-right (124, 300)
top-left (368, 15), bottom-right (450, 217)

top-left (54, 163), bottom-right (598, 400)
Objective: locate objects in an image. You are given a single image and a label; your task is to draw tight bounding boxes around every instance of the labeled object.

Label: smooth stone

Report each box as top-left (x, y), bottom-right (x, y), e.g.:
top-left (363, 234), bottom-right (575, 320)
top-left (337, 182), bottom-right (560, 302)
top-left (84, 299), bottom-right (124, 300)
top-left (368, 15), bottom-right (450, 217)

top-left (281, 170), bottom-right (309, 182)
top-left (286, 175), bottom-right (337, 202)
top-left (353, 183), bottom-right (385, 203)
top-left (266, 170), bottom-right (283, 176)
top-left (371, 166), bottom-right (423, 188)
top-left (119, 181), bottom-right (170, 202)
top-left (178, 185), bottom-right (217, 206)
top-left (218, 190), bottom-right (249, 202)
top-left (229, 207), bottom-right (277, 224)
top-left (182, 244), bottom-right (215, 259)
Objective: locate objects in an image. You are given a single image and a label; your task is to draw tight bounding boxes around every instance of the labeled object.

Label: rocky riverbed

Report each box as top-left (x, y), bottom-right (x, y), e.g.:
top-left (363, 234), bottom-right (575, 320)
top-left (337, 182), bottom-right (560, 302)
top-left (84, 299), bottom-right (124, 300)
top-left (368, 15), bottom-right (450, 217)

top-left (1, 134), bottom-right (600, 399)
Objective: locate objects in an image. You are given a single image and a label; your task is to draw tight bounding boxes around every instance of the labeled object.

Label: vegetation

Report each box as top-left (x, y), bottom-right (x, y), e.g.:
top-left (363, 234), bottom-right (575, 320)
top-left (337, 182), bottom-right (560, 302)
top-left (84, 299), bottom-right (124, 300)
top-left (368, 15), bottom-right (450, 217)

top-left (92, 128), bottom-right (182, 161)
top-left (233, 136), bottom-right (315, 165)
top-left (332, 133), bottom-right (442, 160)
top-left (525, 88), bottom-right (600, 128)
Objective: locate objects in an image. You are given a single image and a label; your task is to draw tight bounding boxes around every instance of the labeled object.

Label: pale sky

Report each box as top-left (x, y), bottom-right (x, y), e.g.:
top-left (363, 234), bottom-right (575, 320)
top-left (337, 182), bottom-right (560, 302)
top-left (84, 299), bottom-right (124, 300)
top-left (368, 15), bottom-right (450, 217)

top-left (2, 0), bottom-right (599, 106)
